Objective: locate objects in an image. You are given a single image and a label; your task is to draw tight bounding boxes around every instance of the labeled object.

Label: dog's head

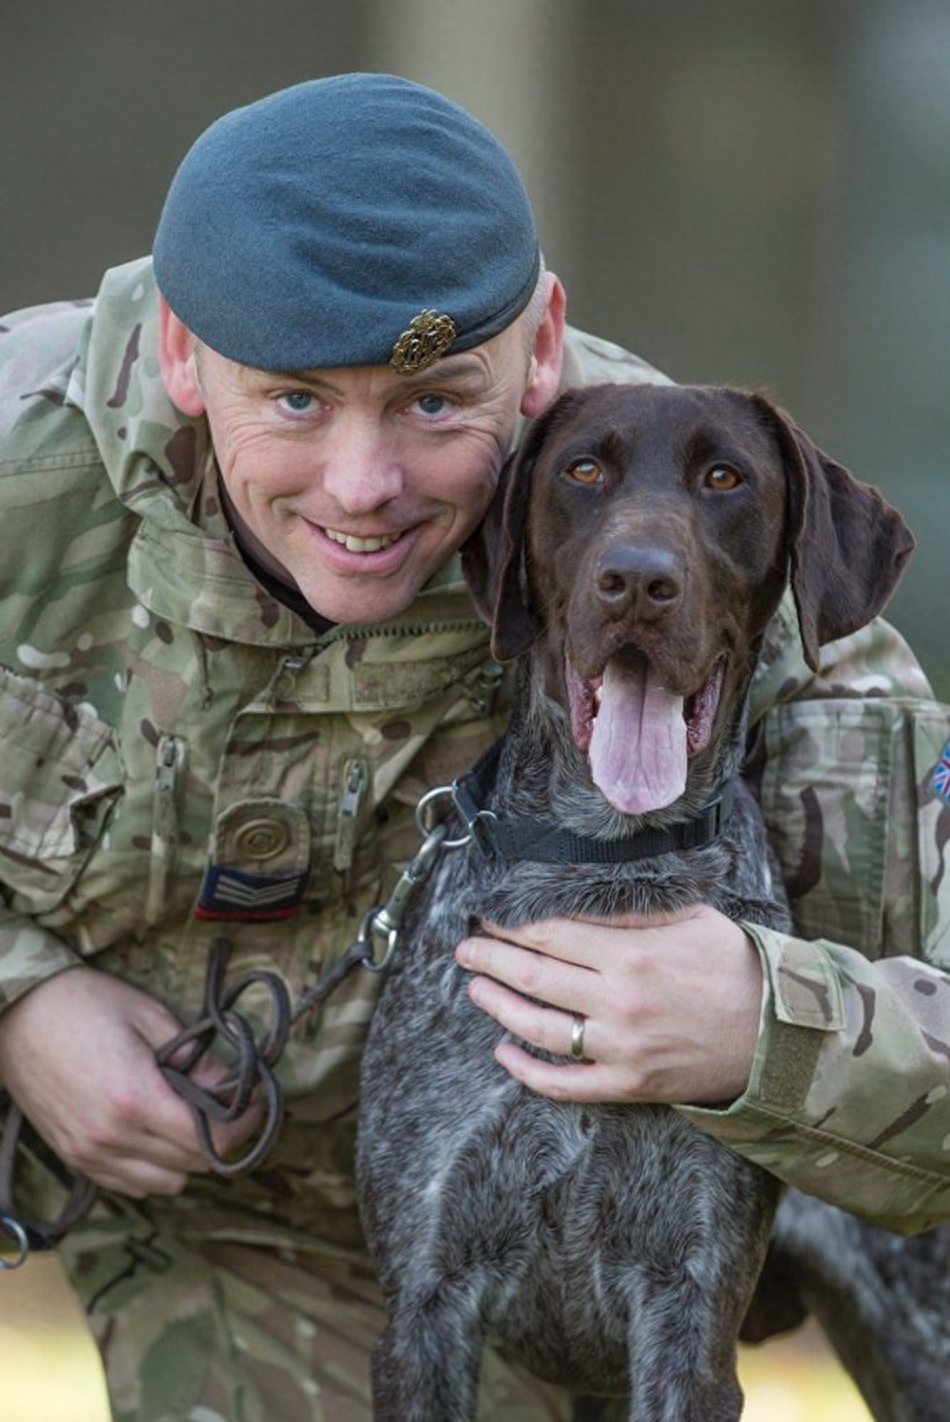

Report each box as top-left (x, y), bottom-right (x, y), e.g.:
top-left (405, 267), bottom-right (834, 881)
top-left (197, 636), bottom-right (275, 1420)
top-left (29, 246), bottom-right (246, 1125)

top-left (462, 383), bottom-right (914, 815)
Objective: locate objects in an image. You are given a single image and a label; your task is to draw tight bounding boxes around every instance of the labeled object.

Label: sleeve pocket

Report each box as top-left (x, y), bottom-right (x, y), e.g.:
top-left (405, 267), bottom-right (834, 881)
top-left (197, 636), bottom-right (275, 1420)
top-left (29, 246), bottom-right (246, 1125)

top-left (0, 667), bottom-right (123, 911)
top-left (758, 699), bottom-right (893, 956)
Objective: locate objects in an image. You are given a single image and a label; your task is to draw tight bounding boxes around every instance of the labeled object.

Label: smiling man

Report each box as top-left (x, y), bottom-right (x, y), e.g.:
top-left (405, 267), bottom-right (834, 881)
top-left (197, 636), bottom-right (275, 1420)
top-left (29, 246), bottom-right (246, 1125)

top-left (0, 73), bottom-right (948, 1422)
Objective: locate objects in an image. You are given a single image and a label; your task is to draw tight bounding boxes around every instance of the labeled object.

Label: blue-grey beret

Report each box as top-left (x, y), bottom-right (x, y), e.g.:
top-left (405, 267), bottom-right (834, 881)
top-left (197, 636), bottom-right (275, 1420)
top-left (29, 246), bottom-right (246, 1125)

top-left (152, 73), bottom-right (541, 372)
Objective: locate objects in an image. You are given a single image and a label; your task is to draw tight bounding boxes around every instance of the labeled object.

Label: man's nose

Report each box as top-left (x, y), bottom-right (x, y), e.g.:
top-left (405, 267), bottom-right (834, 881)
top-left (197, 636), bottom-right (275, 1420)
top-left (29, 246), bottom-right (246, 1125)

top-left (319, 417), bottom-right (405, 512)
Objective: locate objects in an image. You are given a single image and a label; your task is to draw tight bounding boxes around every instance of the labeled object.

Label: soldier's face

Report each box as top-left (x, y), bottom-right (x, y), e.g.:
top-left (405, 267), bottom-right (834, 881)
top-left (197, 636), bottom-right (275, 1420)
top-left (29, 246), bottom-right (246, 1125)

top-left (166, 291), bottom-right (563, 626)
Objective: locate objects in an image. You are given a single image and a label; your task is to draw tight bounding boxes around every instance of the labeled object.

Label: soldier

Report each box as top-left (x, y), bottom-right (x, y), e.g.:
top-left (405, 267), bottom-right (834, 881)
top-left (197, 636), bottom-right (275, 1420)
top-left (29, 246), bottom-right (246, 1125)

top-left (0, 73), bottom-right (947, 1420)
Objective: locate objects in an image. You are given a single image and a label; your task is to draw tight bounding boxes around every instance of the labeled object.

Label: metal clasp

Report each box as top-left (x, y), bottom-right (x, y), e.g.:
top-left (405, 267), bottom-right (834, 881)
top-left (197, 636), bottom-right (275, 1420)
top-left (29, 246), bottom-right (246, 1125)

top-left (359, 821), bottom-right (450, 972)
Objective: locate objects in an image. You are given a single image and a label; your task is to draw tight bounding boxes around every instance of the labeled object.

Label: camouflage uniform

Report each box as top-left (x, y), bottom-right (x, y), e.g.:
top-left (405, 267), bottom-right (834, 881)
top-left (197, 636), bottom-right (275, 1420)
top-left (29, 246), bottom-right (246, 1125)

top-left (0, 258), bottom-right (948, 1419)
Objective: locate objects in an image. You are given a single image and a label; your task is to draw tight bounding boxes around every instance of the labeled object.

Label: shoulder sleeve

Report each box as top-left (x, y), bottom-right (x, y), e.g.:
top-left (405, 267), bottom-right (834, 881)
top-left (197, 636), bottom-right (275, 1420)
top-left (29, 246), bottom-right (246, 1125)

top-left (0, 666), bottom-right (123, 1016)
top-left (558, 325), bottom-right (674, 391)
top-left (681, 605), bottom-right (950, 1233)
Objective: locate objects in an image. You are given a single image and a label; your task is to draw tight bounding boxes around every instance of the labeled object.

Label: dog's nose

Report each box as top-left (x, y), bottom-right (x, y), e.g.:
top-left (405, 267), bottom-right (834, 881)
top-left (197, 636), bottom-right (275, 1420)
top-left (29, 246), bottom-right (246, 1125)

top-left (595, 545), bottom-right (683, 620)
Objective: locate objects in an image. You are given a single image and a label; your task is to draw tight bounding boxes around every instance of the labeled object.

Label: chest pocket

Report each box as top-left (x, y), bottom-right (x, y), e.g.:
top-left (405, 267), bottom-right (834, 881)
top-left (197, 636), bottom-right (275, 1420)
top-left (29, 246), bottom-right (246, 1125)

top-left (758, 695), bottom-right (950, 969)
top-left (0, 666), bottom-right (124, 913)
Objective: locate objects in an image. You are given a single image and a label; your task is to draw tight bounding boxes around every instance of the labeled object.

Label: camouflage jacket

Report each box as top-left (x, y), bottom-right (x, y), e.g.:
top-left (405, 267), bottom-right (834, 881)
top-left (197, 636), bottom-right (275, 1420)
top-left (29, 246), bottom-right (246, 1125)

top-left (0, 258), bottom-right (948, 1240)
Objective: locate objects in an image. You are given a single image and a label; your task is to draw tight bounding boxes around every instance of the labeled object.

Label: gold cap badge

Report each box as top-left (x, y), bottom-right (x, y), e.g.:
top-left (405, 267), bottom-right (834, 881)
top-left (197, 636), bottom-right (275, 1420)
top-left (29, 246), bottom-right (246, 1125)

top-left (390, 310), bottom-right (457, 374)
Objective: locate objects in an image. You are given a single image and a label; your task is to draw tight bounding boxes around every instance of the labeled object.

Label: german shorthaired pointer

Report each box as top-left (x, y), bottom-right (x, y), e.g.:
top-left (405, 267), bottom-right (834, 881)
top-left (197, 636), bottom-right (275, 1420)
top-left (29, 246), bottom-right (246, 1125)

top-left (356, 383), bottom-right (921, 1420)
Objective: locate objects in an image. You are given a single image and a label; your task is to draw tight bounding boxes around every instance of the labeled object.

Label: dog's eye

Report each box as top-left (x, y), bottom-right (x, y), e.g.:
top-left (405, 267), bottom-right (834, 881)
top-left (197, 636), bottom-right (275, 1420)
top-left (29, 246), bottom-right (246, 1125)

top-left (705, 465), bottom-right (741, 491)
top-left (564, 458), bottom-right (604, 485)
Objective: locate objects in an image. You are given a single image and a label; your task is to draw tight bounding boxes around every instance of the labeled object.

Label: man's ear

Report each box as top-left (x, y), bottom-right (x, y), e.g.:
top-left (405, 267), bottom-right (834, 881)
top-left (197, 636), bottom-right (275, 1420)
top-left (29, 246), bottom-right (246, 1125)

top-left (158, 298), bottom-right (206, 417)
top-left (521, 273), bottom-right (566, 418)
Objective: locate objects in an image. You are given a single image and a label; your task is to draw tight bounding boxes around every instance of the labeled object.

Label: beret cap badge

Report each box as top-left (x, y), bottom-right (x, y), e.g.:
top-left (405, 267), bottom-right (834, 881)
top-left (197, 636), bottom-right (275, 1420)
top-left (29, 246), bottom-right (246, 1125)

top-left (390, 310), bottom-right (457, 374)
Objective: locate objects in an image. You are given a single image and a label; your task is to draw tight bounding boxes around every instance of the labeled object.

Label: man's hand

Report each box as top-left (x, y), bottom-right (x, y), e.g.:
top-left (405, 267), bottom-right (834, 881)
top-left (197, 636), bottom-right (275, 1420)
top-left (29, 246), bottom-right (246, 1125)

top-left (0, 967), bottom-right (262, 1198)
top-left (455, 905), bottom-right (763, 1107)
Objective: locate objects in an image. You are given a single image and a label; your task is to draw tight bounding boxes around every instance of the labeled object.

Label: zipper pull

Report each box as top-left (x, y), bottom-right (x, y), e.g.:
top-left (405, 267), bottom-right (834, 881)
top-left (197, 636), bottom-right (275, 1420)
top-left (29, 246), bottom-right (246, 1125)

top-left (147, 733), bottom-right (186, 924)
top-left (155, 734), bottom-right (185, 840)
top-left (467, 659), bottom-right (505, 716)
top-left (334, 758), bottom-right (369, 877)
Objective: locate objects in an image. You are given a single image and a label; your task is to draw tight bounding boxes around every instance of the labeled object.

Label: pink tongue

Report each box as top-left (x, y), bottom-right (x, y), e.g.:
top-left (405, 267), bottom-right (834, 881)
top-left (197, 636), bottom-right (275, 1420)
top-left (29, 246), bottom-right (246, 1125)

top-left (589, 658), bottom-right (687, 814)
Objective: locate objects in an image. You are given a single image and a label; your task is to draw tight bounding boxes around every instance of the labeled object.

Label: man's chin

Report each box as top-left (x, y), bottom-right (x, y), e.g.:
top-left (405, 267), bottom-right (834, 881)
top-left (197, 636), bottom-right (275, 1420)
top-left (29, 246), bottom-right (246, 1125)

top-left (296, 573), bottom-right (425, 628)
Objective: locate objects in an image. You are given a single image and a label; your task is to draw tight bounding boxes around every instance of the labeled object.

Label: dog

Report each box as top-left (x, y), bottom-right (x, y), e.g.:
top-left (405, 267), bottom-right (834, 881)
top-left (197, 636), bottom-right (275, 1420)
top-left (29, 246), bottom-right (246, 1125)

top-left (356, 382), bottom-right (915, 1420)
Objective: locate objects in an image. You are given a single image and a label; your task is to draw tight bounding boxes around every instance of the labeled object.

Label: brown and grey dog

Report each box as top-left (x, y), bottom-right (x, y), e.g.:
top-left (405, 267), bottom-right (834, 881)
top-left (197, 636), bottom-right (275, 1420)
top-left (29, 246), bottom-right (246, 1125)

top-left (356, 383), bottom-right (915, 1421)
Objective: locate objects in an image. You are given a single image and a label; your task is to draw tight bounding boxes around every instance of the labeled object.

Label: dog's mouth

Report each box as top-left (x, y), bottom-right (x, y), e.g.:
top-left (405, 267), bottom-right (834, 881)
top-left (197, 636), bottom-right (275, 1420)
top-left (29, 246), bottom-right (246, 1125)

top-left (565, 649), bottom-right (725, 815)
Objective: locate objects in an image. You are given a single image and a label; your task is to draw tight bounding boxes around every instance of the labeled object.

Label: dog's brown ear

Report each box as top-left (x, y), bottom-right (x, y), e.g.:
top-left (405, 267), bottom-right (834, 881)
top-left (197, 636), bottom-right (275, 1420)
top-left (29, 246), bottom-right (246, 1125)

top-left (462, 393), bottom-right (584, 662)
top-left (461, 449), bottom-right (533, 661)
top-left (754, 395), bottom-right (915, 671)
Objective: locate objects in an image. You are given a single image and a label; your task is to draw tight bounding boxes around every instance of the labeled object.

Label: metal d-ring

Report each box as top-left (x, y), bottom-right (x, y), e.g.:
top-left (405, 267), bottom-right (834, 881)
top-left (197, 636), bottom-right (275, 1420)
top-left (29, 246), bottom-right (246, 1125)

top-left (0, 1212), bottom-right (30, 1270)
top-left (415, 785), bottom-right (471, 848)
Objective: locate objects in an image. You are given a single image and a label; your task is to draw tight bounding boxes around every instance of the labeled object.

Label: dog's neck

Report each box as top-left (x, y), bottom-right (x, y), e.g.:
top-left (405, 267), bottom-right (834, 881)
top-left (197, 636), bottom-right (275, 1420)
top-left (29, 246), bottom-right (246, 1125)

top-left (446, 665), bottom-right (756, 864)
top-left (453, 737), bottom-right (733, 865)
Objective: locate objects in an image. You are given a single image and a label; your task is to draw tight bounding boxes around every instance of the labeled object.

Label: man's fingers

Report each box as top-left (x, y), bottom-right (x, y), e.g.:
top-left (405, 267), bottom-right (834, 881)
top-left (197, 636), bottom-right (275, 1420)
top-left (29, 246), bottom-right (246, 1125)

top-left (458, 935), bottom-right (599, 1012)
top-left (475, 917), bottom-right (608, 967)
top-left (467, 978), bottom-right (596, 1060)
top-left (152, 1057), bottom-right (267, 1164)
top-left (492, 1040), bottom-right (622, 1104)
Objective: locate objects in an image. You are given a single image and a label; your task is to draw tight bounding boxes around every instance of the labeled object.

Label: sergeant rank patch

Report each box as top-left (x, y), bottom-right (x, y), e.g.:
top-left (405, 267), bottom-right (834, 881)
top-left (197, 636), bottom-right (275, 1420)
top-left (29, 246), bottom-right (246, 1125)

top-left (195, 864), bottom-right (310, 920)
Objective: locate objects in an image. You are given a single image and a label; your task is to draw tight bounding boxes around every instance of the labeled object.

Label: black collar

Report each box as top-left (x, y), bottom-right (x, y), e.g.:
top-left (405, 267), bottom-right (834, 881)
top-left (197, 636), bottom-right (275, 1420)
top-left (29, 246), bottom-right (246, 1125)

top-left (451, 743), bottom-right (732, 865)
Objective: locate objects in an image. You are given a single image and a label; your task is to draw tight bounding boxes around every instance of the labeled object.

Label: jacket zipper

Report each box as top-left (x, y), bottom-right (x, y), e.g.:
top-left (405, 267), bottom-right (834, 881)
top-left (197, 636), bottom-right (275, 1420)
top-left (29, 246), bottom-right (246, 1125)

top-left (145, 733), bottom-right (186, 926)
top-left (313, 618), bottom-right (487, 650)
top-left (334, 758), bottom-right (370, 885)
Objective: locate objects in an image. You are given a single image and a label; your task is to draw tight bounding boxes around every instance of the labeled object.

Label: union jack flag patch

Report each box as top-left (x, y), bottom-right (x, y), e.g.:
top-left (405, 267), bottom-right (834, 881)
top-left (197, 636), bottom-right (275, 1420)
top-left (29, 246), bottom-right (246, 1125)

top-left (931, 741), bottom-right (950, 804)
top-left (194, 864), bottom-right (310, 921)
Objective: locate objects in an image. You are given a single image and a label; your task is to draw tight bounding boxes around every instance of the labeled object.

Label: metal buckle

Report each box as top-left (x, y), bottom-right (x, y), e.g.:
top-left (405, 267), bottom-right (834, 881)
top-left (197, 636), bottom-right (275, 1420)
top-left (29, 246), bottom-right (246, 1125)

top-left (0, 1212), bottom-right (30, 1270)
top-left (449, 774), bottom-right (499, 856)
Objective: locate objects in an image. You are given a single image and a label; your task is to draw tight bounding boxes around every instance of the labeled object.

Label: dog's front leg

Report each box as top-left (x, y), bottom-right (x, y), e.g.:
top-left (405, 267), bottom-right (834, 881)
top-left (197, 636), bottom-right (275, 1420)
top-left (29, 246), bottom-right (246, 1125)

top-left (370, 1280), bottom-right (487, 1422)
top-left (624, 1288), bottom-right (746, 1422)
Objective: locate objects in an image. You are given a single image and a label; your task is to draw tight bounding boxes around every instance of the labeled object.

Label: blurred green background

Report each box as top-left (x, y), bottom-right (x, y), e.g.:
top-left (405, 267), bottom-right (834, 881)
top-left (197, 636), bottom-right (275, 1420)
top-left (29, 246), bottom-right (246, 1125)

top-left (2, 0), bottom-right (948, 693)
top-left (1, 2), bottom-right (946, 1415)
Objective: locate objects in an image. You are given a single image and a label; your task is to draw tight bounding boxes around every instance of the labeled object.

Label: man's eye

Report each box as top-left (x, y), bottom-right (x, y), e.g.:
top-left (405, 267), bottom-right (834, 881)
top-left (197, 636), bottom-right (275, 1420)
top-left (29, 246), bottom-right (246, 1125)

top-left (413, 393), bottom-right (451, 417)
top-left (278, 391), bottom-right (316, 415)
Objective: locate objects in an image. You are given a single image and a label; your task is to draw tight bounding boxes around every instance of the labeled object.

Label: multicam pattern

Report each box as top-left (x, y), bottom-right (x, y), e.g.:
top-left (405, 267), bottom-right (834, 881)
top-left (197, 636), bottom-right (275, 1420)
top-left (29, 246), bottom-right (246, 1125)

top-left (1, 258), bottom-right (949, 1416)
